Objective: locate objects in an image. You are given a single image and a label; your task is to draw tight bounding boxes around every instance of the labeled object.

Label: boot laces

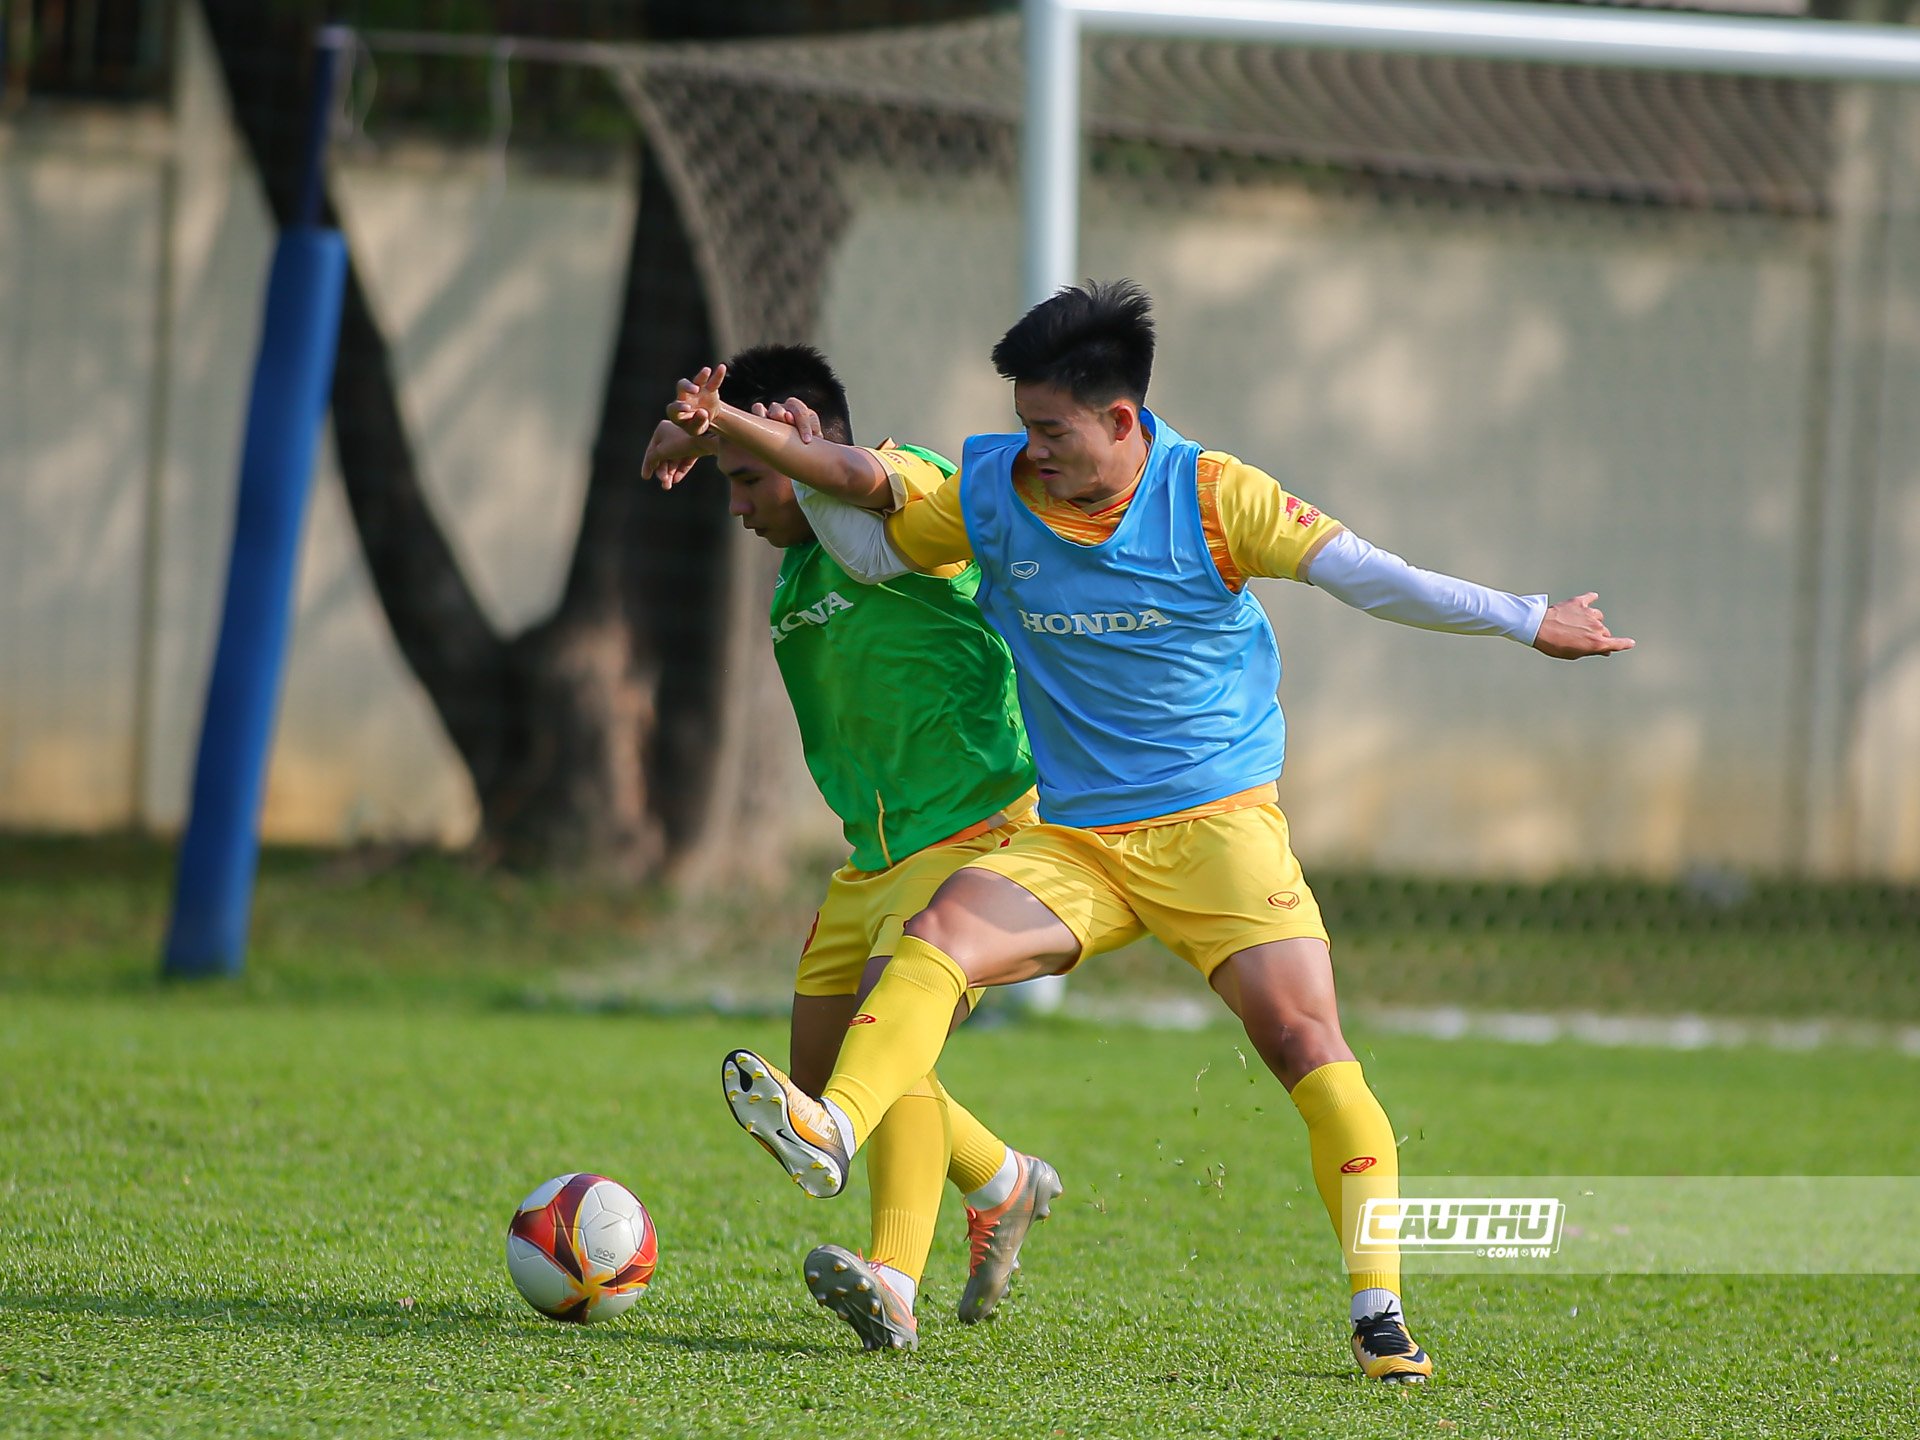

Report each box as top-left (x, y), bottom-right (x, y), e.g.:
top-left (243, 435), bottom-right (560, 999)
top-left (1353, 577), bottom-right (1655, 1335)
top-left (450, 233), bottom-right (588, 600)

top-left (964, 1207), bottom-right (999, 1271)
top-left (1354, 1310), bottom-right (1415, 1357)
top-left (964, 1156), bottom-right (1027, 1269)
top-left (855, 1251), bottom-right (914, 1321)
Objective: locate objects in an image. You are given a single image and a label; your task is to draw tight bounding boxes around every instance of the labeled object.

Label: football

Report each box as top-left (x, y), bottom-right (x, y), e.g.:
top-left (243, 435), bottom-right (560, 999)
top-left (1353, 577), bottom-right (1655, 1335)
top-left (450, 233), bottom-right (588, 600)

top-left (506, 1173), bottom-right (657, 1324)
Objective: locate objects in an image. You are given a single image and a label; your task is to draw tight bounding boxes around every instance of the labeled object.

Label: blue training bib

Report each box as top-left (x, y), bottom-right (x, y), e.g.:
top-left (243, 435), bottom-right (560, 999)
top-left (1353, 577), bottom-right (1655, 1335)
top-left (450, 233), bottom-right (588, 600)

top-left (959, 411), bottom-right (1288, 827)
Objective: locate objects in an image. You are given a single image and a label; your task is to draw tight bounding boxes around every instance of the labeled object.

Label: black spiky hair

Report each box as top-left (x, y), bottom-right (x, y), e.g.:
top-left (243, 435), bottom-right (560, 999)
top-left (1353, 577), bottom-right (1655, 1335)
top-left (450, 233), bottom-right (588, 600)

top-left (990, 279), bottom-right (1155, 407)
top-left (720, 343), bottom-right (854, 443)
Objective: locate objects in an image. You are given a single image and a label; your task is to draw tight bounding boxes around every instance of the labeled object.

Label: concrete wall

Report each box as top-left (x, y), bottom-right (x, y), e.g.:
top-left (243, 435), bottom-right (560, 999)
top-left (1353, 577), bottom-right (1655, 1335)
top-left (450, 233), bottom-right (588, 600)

top-left (0, 107), bottom-right (166, 829)
top-left (820, 167), bottom-right (1920, 878)
top-left (1849, 94), bottom-right (1920, 878)
top-left (4, 7), bottom-right (1916, 877)
top-left (0, 6), bottom-right (638, 846)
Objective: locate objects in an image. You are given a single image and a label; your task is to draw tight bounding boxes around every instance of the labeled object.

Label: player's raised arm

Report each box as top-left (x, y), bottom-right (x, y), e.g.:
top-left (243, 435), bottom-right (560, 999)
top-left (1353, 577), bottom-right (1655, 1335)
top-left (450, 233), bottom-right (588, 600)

top-left (668, 365), bottom-right (895, 510)
top-left (746, 391), bottom-right (974, 584)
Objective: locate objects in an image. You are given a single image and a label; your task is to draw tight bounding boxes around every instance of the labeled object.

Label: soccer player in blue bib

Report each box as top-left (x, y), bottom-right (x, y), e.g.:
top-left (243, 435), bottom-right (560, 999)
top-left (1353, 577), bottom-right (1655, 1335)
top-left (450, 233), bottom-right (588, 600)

top-left (675, 282), bottom-right (1632, 1384)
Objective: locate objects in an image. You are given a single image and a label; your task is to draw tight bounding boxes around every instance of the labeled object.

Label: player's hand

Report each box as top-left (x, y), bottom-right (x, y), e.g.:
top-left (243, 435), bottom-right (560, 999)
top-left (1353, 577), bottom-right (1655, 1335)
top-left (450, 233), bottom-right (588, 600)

top-left (642, 418), bottom-right (718, 488)
top-left (666, 364), bottom-right (728, 436)
top-left (755, 396), bottom-right (824, 444)
top-left (1533, 593), bottom-right (1635, 660)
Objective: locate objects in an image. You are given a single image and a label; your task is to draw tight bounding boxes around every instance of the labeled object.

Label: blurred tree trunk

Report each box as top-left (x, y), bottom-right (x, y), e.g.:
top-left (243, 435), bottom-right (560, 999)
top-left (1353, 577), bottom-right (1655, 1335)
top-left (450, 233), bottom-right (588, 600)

top-left (193, 0), bottom-right (991, 879)
top-left (334, 146), bottom-right (732, 875)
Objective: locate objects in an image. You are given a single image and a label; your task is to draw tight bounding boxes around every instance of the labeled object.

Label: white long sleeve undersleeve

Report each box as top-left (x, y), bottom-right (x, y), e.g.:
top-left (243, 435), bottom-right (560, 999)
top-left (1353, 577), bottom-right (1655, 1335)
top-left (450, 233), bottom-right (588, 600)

top-left (799, 485), bottom-right (1547, 644)
top-left (792, 482), bottom-right (913, 583)
top-left (1303, 528), bottom-right (1547, 644)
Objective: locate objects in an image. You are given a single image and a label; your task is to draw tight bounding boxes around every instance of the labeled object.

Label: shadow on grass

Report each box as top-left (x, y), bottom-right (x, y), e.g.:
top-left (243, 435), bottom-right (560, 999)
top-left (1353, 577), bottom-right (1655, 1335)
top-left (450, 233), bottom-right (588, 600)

top-left (1273, 1369), bottom-right (1361, 1382)
top-left (0, 1291), bottom-right (834, 1354)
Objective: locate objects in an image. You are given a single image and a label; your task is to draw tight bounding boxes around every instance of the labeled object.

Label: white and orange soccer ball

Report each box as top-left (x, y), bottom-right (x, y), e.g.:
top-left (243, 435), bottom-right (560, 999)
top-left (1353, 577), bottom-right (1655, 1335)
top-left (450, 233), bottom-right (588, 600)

top-left (506, 1173), bottom-right (657, 1324)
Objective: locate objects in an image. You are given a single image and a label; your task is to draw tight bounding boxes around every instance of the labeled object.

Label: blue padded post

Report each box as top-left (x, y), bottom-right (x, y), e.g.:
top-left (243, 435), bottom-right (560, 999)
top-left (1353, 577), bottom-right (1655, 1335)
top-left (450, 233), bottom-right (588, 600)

top-left (164, 34), bottom-right (349, 978)
top-left (162, 229), bottom-right (347, 976)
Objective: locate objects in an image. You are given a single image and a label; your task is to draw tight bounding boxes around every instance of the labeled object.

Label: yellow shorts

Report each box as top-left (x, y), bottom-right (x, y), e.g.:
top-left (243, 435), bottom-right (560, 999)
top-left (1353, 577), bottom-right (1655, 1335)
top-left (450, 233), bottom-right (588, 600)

top-left (959, 802), bottom-right (1329, 979)
top-left (793, 794), bottom-right (1039, 998)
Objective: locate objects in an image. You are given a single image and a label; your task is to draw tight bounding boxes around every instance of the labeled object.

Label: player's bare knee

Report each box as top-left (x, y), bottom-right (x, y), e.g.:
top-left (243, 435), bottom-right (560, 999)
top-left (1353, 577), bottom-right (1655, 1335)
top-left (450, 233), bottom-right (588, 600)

top-left (900, 899), bottom-right (965, 952)
top-left (1242, 1010), bottom-right (1351, 1086)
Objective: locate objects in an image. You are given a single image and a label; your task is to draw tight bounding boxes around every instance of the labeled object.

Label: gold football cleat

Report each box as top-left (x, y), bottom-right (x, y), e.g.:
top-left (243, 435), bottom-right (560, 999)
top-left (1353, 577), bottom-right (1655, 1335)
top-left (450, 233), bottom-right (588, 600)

top-left (721, 1048), bottom-right (848, 1198)
top-left (1352, 1309), bottom-right (1435, 1383)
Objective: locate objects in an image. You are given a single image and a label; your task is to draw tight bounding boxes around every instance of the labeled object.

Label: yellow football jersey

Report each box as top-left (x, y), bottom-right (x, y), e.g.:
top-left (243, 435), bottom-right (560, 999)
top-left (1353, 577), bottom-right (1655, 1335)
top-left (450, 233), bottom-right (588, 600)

top-left (868, 442), bottom-right (1344, 590)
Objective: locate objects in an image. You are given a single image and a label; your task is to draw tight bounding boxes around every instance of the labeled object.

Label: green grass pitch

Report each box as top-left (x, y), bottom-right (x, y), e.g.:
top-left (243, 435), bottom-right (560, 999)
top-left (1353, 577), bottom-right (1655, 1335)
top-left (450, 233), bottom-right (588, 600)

top-left (4, 991), bottom-right (1917, 1438)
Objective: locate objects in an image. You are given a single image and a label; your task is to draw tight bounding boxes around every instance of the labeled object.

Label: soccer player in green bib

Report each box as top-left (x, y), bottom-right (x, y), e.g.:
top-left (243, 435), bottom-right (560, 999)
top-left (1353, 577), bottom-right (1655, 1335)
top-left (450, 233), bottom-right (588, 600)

top-left (642, 345), bottom-right (1061, 1352)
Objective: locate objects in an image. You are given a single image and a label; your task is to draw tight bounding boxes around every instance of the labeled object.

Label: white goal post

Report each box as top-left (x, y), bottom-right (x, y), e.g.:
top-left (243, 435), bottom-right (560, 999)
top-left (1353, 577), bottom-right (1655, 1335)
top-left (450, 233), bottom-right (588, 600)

top-left (1022, 0), bottom-right (1920, 305)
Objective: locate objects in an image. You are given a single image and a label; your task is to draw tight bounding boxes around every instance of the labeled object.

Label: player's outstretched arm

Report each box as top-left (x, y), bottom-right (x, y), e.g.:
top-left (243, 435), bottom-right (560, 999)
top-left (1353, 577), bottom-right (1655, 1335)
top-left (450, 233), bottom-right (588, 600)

top-left (1532, 593), bottom-right (1635, 660)
top-left (667, 364), bottom-right (895, 510)
top-left (1225, 459), bottom-right (1637, 659)
top-left (1302, 529), bottom-right (1547, 642)
top-left (1300, 531), bottom-right (1634, 658)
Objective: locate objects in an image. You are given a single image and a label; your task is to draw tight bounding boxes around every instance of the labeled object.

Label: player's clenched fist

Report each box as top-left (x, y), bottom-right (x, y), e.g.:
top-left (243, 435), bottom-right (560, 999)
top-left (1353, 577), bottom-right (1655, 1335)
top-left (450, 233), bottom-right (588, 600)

top-left (1532, 592), bottom-right (1634, 660)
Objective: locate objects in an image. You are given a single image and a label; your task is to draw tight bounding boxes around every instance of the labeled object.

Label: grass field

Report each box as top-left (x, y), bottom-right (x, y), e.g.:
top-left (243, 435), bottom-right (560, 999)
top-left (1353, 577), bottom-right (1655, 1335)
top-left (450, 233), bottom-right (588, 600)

top-left (3, 838), bottom-right (1918, 1437)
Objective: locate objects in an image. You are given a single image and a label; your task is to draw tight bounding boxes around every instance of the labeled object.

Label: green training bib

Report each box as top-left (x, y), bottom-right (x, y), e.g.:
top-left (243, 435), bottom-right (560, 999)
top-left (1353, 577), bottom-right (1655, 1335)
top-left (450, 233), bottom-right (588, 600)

top-left (771, 450), bottom-right (1032, 871)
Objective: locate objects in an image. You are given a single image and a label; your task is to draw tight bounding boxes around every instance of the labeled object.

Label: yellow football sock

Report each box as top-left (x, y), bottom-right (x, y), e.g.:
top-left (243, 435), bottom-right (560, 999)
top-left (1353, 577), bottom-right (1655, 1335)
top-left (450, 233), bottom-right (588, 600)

top-left (932, 1073), bottom-right (1009, 1195)
top-left (822, 937), bottom-right (968, 1150)
top-left (1290, 1060), bottom-right (1401, 1295)
top-left (865, 1076), bottom-right (950, 1287)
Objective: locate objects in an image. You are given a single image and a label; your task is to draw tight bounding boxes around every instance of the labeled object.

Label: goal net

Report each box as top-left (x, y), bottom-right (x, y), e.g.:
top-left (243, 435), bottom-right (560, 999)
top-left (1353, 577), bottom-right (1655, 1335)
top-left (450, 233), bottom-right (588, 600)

top-left (357, 11), bottom-right (1920, 879)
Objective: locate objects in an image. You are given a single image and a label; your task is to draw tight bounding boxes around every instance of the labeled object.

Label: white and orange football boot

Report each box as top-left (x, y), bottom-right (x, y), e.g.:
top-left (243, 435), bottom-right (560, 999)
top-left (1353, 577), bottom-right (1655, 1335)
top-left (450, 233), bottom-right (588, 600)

top-left (957, 1151), bottom-right (1063, 1323)
top-left (804, 1245), bottom-right (918, 1351)
top-left (721, 1049), bottom-right (848, 1198)
top-left (1352, 1308), bottom-right (1435, 1383)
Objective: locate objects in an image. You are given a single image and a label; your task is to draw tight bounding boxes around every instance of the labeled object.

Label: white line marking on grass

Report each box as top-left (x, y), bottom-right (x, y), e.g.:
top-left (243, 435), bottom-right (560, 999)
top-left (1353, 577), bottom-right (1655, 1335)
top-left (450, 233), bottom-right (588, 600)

top-left (1359, 1006), bottom-right (1920, 1055)
top-left (535, 976), bottom-right (1920, 1055)
top-left (1061, 995), bottom-right (1920, 1053)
